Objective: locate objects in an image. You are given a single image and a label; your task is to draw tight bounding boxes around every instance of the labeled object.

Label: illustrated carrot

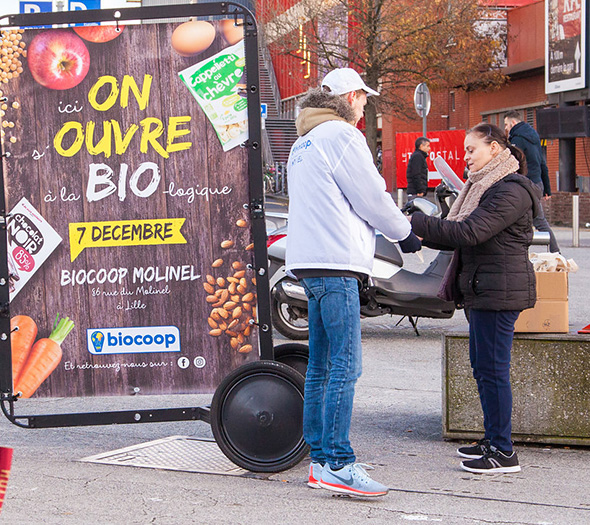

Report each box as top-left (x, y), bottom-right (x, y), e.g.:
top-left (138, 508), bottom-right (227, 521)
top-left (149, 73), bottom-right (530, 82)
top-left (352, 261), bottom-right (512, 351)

top-left (10, 315), bottom-right (38, 387)
top-left (15, 316), bottom-right (74, 399)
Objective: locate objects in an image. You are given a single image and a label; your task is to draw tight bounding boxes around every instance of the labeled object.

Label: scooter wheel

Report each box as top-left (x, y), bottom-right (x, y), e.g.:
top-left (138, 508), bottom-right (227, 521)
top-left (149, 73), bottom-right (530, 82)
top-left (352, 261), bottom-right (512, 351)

top-left (271, 293), bottom-right (309, 340)
top-left (211, 360), bottom-right (309, 473)
top-left (273, 343), bottom-right (309, 378)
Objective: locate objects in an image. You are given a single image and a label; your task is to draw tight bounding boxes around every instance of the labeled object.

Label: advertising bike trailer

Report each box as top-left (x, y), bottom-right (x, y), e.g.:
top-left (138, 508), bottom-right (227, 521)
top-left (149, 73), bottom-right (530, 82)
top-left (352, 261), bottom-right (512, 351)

top-left (0, 3), bottom-right (309, 473)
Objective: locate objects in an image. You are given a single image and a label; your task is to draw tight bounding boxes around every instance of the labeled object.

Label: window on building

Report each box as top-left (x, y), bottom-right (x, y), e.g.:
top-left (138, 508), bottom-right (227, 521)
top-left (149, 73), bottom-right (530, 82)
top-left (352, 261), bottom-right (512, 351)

top-left (450, 92), bottom-right (455, 112)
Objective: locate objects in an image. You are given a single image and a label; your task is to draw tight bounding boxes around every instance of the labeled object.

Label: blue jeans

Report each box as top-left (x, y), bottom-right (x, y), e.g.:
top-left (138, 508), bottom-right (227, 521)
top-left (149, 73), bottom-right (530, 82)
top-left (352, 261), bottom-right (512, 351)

top-left (300, 277), bottom-right (362, 469)
top-left (469, 309), bottom-right (520, 452)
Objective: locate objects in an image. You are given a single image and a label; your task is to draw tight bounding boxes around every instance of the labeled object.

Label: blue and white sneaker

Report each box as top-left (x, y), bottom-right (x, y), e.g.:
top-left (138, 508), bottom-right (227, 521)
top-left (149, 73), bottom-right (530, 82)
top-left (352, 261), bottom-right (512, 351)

top-left (319, 463), bottom-right (389, 497)
top-left (307, 462), bottom-right (323, 488)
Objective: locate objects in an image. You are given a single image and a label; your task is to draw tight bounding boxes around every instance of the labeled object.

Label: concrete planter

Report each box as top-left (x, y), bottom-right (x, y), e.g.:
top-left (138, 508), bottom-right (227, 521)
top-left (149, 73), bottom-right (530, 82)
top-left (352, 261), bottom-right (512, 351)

top-left (443, 331), bottom-right (590, 445)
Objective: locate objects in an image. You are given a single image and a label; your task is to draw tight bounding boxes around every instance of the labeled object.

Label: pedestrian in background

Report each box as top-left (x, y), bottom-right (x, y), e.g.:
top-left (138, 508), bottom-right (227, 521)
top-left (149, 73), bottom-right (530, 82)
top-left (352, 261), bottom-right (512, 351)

top-left (504, 110), bottom-right (560, 253)
top-left (286, 68), bottom-right (421, 496)
top-left (406, 137), bottom-right (431, 201)
top-left (411, 123), bottom-right (541, 473)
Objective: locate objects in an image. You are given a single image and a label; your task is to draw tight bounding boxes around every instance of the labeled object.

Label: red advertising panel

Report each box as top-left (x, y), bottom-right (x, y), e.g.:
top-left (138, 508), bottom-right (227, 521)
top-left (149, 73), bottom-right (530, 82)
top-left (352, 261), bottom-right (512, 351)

top-left (396, 130), bottom-right (466, 189)
top-left (1, 21), bottom-right (260, 398)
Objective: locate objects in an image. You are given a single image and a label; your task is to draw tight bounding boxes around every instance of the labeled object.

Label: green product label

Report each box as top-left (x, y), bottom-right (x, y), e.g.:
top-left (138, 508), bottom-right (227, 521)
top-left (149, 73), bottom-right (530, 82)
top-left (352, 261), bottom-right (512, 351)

top-left (188, 54), bottom-right (244, 101)
top-left (234, 98), bottom-right (247, 112)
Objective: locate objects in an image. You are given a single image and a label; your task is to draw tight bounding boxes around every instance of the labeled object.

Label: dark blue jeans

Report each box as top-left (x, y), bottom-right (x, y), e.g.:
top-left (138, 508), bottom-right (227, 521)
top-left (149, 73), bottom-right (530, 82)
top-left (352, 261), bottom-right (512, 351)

top-left (469, 309), bottom-right (520, 452)
top-left (300, 277), bottom-right (362, 469)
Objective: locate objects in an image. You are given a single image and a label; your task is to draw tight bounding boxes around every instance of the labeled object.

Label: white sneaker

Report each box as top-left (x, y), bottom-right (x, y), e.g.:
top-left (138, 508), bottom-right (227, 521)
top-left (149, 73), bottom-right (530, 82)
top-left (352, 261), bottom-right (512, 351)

top-left (319, 463), bottom-right (389, 497)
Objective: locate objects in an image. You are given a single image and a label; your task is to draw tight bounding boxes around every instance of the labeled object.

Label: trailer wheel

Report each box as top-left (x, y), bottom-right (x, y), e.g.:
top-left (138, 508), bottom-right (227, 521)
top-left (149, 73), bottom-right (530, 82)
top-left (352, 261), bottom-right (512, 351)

top-left (273, 343), bottom-right (309, 378)
top-left (211, 360), bottom-right (309, 473)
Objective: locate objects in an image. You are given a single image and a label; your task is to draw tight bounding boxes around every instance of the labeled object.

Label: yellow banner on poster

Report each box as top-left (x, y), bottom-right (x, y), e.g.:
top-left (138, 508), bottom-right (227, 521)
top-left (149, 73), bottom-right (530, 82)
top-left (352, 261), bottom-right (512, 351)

top-left (69, 218), bottom-right (186, 261)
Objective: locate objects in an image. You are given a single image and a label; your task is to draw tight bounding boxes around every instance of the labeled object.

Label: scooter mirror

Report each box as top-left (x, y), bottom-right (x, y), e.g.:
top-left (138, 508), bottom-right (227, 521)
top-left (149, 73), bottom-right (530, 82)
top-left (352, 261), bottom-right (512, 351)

top-left (406, 197), bottom-right (438, 217)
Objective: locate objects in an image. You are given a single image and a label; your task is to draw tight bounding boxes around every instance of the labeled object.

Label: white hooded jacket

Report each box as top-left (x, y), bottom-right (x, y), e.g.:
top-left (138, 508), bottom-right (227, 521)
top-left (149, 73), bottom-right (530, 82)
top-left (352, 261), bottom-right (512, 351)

top-left (286, 106), bottom-right (412, 276)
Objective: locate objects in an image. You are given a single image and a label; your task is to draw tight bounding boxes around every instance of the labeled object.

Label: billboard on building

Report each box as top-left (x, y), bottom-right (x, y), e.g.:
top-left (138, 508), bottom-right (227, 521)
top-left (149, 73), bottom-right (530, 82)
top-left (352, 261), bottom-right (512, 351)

top-left (546, 0), bottom-right (587, 93)
top-left (1, 20), bottom-right (260, 399)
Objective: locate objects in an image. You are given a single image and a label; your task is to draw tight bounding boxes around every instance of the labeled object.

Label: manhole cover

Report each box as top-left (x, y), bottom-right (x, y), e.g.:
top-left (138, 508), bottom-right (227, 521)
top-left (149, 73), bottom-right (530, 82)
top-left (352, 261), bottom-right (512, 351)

top-left (79, 436), bottom-right (247, 476)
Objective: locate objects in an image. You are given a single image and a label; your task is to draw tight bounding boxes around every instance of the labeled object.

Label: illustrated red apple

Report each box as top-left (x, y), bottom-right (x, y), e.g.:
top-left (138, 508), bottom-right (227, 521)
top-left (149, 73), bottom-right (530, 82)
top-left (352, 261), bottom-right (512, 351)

top-left (27, 29), bottom-right (90, 90)
top-left (73, 25), bottom-right (125, 43)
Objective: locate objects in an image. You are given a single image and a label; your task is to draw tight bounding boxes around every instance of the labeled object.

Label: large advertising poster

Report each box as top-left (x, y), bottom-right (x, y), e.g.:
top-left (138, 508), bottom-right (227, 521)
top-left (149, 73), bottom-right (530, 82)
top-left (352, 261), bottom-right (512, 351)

top-left (1, 19), bottom-right (260, 398)
top-left (546, 0), bottom-right (587, 93)
top-left (396, 130), bottom-right (466, 189)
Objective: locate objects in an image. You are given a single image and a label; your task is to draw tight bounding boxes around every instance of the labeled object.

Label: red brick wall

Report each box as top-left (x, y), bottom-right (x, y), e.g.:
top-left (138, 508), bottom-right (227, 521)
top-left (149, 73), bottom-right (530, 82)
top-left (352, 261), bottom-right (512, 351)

top-left (544, 193), bottom-right (590, 226)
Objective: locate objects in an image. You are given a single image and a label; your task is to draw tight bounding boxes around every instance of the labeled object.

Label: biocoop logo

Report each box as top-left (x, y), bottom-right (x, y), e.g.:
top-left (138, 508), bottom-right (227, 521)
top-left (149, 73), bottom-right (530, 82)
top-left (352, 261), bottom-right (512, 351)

top-left (87, 326), bottom-right (181, 355)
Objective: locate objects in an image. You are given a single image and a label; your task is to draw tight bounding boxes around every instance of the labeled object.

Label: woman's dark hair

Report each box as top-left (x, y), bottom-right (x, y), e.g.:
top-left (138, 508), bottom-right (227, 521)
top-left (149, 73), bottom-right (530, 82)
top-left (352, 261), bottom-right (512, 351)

top-left (467, 122), bottom-right (527, 175)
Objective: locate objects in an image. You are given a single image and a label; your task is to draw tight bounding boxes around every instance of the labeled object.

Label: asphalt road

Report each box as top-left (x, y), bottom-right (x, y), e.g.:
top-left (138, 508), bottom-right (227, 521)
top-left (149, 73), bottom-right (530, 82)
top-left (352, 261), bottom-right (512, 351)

top-left (1, 227), bottom-right (589, 524)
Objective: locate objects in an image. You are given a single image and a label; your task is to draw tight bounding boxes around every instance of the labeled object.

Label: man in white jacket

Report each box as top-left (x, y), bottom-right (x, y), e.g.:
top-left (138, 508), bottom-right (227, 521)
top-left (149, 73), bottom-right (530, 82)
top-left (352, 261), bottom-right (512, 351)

top-left (286, 68), bottom-right (421, 497)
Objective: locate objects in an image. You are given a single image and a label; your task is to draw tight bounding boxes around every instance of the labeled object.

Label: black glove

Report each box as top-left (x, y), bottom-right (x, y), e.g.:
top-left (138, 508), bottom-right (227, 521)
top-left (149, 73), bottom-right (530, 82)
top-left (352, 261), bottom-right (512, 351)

top-left (398, 231), bottom-right (422, 253)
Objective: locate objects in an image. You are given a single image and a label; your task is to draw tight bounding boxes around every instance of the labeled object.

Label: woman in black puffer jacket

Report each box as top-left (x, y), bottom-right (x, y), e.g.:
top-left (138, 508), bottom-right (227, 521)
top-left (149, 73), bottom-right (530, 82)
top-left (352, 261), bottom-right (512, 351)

top-left (411, 123), bottom-right (541, 475)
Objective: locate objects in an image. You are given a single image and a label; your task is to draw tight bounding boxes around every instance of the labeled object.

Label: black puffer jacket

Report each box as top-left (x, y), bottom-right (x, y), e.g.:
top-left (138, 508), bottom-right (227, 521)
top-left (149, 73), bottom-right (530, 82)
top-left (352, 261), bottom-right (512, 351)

top-left (411, 174), bottom-right (541, 311)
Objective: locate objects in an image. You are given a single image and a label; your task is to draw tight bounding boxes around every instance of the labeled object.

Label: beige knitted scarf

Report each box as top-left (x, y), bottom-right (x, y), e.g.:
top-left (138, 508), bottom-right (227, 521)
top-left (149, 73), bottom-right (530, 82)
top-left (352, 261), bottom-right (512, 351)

top-left (446, 148), bottom-right (520, 222)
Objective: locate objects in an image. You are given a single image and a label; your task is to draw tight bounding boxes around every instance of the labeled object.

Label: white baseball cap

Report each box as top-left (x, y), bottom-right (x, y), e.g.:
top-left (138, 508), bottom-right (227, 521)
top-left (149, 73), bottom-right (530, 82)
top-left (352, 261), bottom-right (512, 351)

top-left (321, 68), bottom-right (379, 97)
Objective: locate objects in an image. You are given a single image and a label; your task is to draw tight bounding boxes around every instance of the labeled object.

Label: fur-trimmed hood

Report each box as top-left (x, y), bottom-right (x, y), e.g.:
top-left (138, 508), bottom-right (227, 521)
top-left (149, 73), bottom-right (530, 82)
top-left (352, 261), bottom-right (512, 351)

top-left (295, 88), bottom-right (354, 136)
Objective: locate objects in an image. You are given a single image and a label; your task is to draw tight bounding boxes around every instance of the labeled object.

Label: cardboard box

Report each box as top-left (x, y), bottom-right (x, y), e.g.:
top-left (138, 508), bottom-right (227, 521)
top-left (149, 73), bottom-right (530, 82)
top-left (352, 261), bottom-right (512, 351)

top-left (514, 300), bottom-right (569, 333)
top-left (535, 271), bottom-right (568, 300)
top-left (514, 272), bottom-right (569, 333)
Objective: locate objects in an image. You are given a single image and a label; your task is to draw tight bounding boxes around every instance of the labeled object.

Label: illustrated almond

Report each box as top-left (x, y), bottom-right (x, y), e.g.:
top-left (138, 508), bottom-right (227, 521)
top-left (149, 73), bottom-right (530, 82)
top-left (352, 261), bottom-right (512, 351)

top-left (244, 325), bottom-right (252, 337)
top-left (209, 329), bottom-right (222, 336)
top-left (224, 301), bottom-right (237, 310)
top-left (242, 292), bottom-right (254, 302)
top-left (233, 270), bottom-right (246, 279)
top-left (203, 282), bottom-right (215, 294)
top-left (206, 295), bottom-right (218, 303)
top-left (252, 277), bottom-right (257, 285)
top-left (239, 277), bottom-right (247, 288)
top-left (238, 344), bottom-right (252, 353)
top-left (237, 285), bottom-right (247, 294)
top-left (231, 294), bottom-right (240, 302)
top-left (243, 302), bottom-right (252, 311)
top-left (217, 308), bottom-right (230, 319)
top-left (237, 333), bottom-right (245, 343)
top-left (226, 330), bottom-right (238, 337)
top-left (212, 299), bottom-right (224, 308)
top-left (228, 319), bottom-right (239, 330)
top-left (212, 258), bottom-right (224, 268)
top-left (236, 219), bottom-right (247, 228)
top-left (221, 240), bottom-right (234, 249)
top-left (230, 337), bottom-right (240, 349)
top-left (227, 276), bottom-right (239, 284)
top-left (216, 277), bottom-right (226, 287)
top-left (206, 274), bottom-right (216, 285)
top-left (232, 306), bottom-right (242, 319)
top-left (219, 289), bottom-right (229, 302)
top-left (232, 261), bottom-right (244, 270)
top-left (207, 317), bottom-right (218, 329)
top-left (218, 321), bottom-right (228, 331)
top-left (246, 243), bottom-right (254, 251)
top-left (228, 282), bottom-right (237, 294)
top-left (211, 309), bottom-right (221, 321)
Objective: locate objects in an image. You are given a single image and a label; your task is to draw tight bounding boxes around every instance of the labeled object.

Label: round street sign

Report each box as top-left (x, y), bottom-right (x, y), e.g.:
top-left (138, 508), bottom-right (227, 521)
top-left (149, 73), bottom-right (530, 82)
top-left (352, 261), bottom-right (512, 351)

top-left (414, 83), bottom-right (431, 118)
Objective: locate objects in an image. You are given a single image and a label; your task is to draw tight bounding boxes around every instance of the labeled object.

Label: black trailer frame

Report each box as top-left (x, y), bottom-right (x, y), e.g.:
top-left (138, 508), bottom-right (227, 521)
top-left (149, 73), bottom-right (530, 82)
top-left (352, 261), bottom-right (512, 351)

top-left (0, 3), bottom-right (278, 431)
